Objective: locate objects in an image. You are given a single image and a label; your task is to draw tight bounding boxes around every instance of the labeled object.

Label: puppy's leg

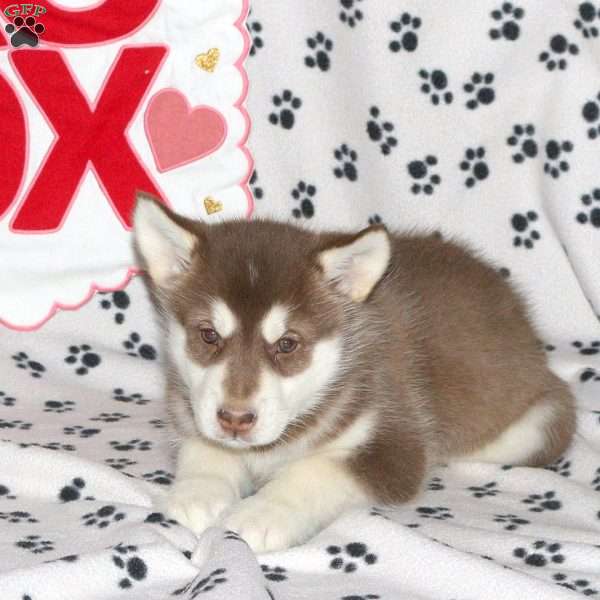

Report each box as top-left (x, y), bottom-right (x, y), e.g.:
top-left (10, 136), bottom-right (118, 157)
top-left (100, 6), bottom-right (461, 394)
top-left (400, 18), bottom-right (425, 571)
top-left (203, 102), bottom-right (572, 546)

top-left (167, 436), bottom-right (251, 536)
top-left (223, 454), bottom-right (371, 553)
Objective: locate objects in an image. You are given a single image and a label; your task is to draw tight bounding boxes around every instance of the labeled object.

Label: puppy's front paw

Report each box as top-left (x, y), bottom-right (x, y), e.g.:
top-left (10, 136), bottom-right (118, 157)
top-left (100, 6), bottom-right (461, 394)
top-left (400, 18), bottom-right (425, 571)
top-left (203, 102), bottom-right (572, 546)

top-left (167, 477), bottom-right (237, 536)
top-left (223, 495), bottom-right (312, 553)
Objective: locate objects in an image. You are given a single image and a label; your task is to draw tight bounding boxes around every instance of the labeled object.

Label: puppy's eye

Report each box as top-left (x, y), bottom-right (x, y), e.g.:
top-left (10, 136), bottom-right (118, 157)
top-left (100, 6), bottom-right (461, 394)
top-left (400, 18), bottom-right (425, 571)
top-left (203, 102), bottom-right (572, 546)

top-left (277, 337), bottom-right (298, 354)
top-left (200, 328), bottom-right (219, 345)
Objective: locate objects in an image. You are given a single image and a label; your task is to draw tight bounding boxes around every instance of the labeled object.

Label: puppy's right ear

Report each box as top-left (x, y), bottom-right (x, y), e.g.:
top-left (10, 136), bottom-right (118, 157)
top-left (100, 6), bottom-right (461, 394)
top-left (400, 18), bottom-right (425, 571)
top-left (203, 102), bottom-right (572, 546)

top-left (133, 192), bottom-right (197, 286)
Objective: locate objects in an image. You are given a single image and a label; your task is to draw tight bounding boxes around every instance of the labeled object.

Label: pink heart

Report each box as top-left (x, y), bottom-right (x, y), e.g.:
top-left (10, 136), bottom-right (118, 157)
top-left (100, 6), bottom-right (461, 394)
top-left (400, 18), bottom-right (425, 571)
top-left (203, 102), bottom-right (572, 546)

top-left (145, 89), bottom-right (227, 172)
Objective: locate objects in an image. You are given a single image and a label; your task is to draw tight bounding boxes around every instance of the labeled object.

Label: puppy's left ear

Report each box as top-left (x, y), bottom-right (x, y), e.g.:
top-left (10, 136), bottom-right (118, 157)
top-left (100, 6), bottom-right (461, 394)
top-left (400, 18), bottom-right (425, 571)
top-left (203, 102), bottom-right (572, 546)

top-left (316, 226), bottom-right (391, 302)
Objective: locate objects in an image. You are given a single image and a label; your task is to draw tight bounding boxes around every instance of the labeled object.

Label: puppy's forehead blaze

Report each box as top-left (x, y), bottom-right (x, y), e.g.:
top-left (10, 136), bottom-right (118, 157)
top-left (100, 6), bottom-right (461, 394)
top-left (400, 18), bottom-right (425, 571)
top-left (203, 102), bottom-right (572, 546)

top-left (261, 304), bottom-right (289, 344)
top-left (210, 298), bottom-right (238, 337)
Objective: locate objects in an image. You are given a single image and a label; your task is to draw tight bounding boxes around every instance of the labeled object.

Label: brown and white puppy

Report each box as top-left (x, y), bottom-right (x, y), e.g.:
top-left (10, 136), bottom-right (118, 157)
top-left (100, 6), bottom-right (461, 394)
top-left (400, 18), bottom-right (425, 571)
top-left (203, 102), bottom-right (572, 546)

top-left (133, 192), bottom-right (575, 553)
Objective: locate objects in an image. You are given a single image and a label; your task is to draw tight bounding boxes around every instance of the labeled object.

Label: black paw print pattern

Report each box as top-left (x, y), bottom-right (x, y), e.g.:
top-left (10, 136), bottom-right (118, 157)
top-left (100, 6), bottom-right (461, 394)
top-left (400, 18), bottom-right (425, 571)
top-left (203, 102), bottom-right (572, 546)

top-left (269, 90), bottom-right (301, 130)
top-left (511, 211), bottom-right (540, 249)
top-left (173, 568), bottom-right (228, 598)
top-left (539, 34), bottom-right (579, 71)
top-left (326, 542), bottom-right (377, 573)
top-left (105, 457), bottom-right (137, 471)
top-left (12, 352), bottom-right (45, 378)
top-left (544, 139), bottom-right (573, 178)
top-left (553, 573), bottom-right (598, 595)
top-left (91, 412), bottom-right (130, 423)
top-left (574, 2), bottom-right (600, 38)
top-left (291, 181), bottom-right (316, 219)
top-left (144, 512), bottom-right (178, 528)
top-left (0, 484), bottom-right (16, 500)
top-left (546, 457), bottom-right (572, 477)
top-left (419, 69), bottom-right (453, 105)
top-left (591, 467), bottom-right (600, 490)
top-left (0, 391), bottom-right (16, 407)
top-left (59, 478), bottom-right (93, 502)
top-left (407, 155), bottom-right (441, 195)
top-left (468, 481), bottom-right (500, 498)
top-left (489, 3), bottom-right (524, 40)
top-left (582, 368), bottom-right (600, 383)
top-left (64, 425), bottom-right (100, 438)
top-left (460, 146), bottom-right (489, 188)
top-left (582, 92), bottom-right (600, 139)
top-left (224, 530), bottom-right (245, 542)
top-left (333, 144), bottom-right (359, 181)
top-left (99, 291), bottom-right (130, 324)
top-left (44, 400), bottom-right (75, 413)
top-left (64, 345), bottom-right (101, 375)
top-left (247, 10), bottom-right (263, 56)
top-left (0, 510), bottom-right (38, 524)
top-left (522, 491), bottom-right (562, 512)
top-left (5, 15), bottom-right (44, 48)
top-left (339, 0), bottom-right (363, 28)
top-left (427, 476), bottom-right (445, 491)
top-left (261, 564), bottom-right (288, 582)
top-left (142, 470), bottom-right (174, 485)
top-left (113, 388), bottom-right (150, 405)
top-left (576, 188), bottom-right (600, 228)
top-left (109, 439), bottom-right (153, 452)
top-left (0, 419), bottom-right (31, 430)
top-left (366, 106), bottom-right (397, 155)
top-left (111, 543), bottom-right (148, 589)
top-left (249, 170), bottom-right (264, 201)
top-left (15, 534), bottom-right (54, 554)
top-left (507, 123), bottom-right (538, 163)
top-left (416, 506), bottom-right (453, 520)
top-left (305, 32), bottom-right (332, 71)
top-left (389, 12), bottom-right (421, 52)
top-left (368, 214), bottom-right (383, 226)
top-left (513, 540), bottom-right (565, 567)
top-left (123, 333), bottom-right (157, 360)
top-left (464, 72), bottom-right (495, 109)
top-left (573, 340), bottom-right (600, 355)
top-left (82, 505), bottom-right (126, 528)
top-left (342, 595), bottom-right (380, 600)
top-left (493, 513), bottom-right (530, 530)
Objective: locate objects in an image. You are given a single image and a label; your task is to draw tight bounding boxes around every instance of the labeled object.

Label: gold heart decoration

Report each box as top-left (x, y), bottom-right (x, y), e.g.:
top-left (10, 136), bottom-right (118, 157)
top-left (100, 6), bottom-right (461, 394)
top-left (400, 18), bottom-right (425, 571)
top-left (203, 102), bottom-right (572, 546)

top-left (203, 196), bottom-right (223, 215)
top-left (195, 48), bottom-right (220, 73)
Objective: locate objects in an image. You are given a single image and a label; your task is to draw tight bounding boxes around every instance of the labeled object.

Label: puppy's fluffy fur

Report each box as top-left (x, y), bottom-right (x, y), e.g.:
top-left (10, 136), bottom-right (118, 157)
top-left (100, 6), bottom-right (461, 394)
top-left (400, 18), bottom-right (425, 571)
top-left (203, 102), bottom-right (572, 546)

top-left (133, 193), bottom-right (575, 552)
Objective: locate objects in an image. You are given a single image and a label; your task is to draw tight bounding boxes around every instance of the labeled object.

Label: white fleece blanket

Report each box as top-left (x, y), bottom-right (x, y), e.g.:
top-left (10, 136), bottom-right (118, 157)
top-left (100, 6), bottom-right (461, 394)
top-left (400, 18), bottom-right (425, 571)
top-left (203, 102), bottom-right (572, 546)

top-left (2, 1), bottom-right (600, 599)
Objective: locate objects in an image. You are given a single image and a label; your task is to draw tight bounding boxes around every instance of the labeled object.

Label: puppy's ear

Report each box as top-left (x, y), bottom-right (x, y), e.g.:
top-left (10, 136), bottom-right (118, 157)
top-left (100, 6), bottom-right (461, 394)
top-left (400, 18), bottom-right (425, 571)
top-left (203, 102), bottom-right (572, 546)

top-left (316, 226), bottom-right (391, 302)
top-left (132, 191), bottom-right (198, 286)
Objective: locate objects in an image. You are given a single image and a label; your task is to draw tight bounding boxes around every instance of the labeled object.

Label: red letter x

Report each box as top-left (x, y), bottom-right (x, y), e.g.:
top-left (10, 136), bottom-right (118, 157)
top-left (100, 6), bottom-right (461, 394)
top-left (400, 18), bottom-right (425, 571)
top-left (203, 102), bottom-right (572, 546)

top-left (10, 46), bottom-right (167, 232)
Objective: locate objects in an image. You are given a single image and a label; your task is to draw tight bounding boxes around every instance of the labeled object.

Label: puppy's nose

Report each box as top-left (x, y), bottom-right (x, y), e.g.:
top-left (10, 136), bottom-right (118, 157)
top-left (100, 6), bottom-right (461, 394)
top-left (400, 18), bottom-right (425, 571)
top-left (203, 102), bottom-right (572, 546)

top-left (217, 407), bottom-right (257, 434)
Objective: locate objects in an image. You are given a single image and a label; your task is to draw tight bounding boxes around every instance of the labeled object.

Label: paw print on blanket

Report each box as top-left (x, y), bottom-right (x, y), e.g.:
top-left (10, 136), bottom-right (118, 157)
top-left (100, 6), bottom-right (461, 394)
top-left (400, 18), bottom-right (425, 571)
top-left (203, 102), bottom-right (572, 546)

top-left (416, 506), bottom-right (453, 520)
top-left (326, 542), bottom-right (377, 573)
top-left (368, 214), bottom-right (383, 226)
top-left (82, 505), bottom-right (126, 529)
top-left (582, 92), bottom-right (600, 139)
top-left (339, 0), bottom-right (363, 28)
top-left (123, 332), bottom-right (157, 360)
top-left (493, 514), bottom-right (530, 531)
top-left (64, 345), bottom-right (101, 375)
top-left (112, 388), bottom-right (150, 405)
top-left (459, 146), bottom-right (490, 188)
top-left (573, 340), bottom-right (600, 355)
top-left (105, 457), bottom-right (137, 471)
top-left (342, 596), bottom-right (380, 600)
top-left (64, 425), bottom-right (100, 438)
top-left (463, 72), bottom-right (495, 109)
top-left (333, 144), bottom-right (359, 181)
top-left (407, 155), bottom-right (441, 195)
top-left (511, 211), bottom-right (540, 249)
top-left (539, 35), bottom-right (579, 71)
top-left (109, 439), bottom-right (153, 452)
top-left (522, 491), bottom-right (562, 512)
top-left (366, 106), bottom-right (398, 155)
top-left (513, 540), bottom-right (565, 567)
top-left (419, 69), bottom-right (453, 105)
top-left (59, 477), bottom-right (94, 502)
top-left (0, 484), bottom-right (16, 500)
top-left (247, 10), bottom-right (263, 56)
top-left (546, 457), bottom-right (572, 477)
top-left (389, 12), bottom-right (421, 52)
top-left (427, 476), bottom-right (445, 491)
top-left (468, 481), bottom-right (500, 498)
top-left (268, 90), bottom-right (302, 130)
top-left (544, 139), bottom-right (573, 178)
top-left (574, 2), bottom-right (600, 38)
top-left (12, 352), bottom-right (45, 378)
top-left (576, 188), bottom-right (600, 227)
top-left (0, 419), bottom-right (31, 430)
top-left (0, 510), bottom-right (38, 524)
top-left (582, 368), bottom-right (600, 384)
top-left (5, 15), bottom-right (44, 48)
top-left (173, 568), bottom-right (228, 598)
top-left (489, 3), bottom-right (524, 40)
top-left (507, 124), bottom-right (538, 163)
top-left (305, 32), bottom-right (333, 71)
top-left (553, 573), bottom-right (598, 595)
top-left (99, 291), bottom-right (130, 324)
top-left (261, 564), bottom-right (288, 581)
top-left (142, 470), bottom-right (174, 485)
top-left (91, 412), bottom-right (130, 423)
top-left (144, 512), bottom-right (178, 529)
top-left (0, 391), bottom-right (16, 407)
top-left (291, 181), bottom-right (316, 219)
top-left (44, 400), bottom-right (75, 413)
top-left (249, 170), bottom-right (264, 201)
top-left (15, 534), bottom-right (54, 554)
top-left (111, 543), bottom-right (148, 589)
